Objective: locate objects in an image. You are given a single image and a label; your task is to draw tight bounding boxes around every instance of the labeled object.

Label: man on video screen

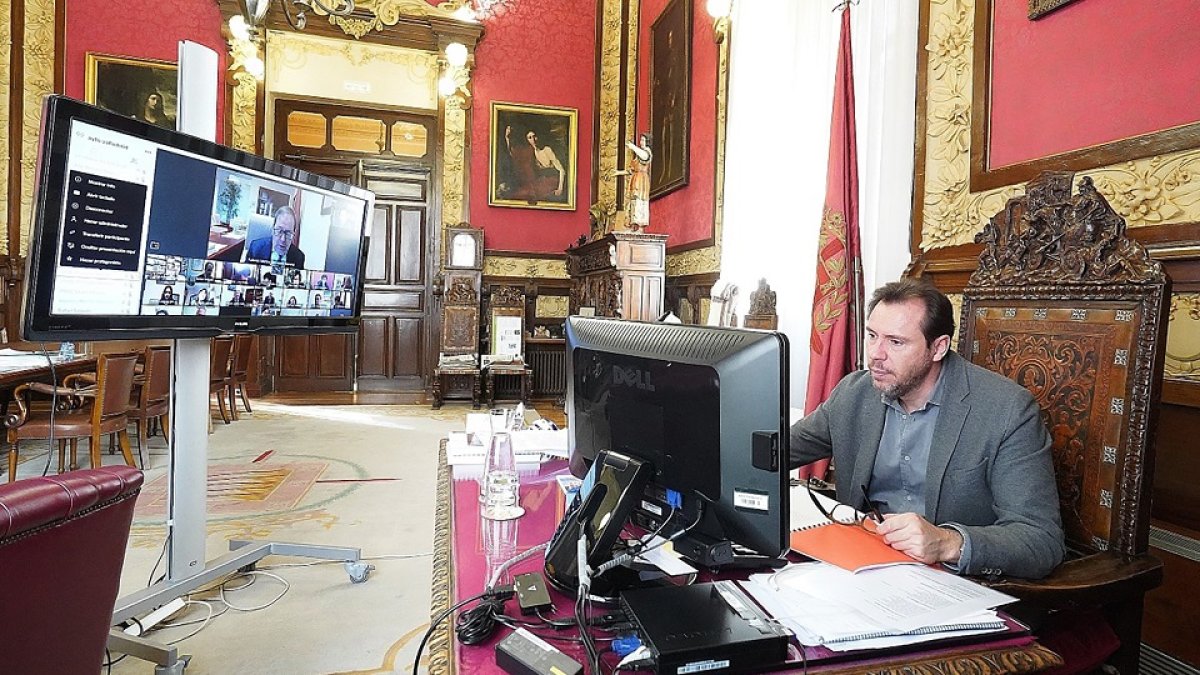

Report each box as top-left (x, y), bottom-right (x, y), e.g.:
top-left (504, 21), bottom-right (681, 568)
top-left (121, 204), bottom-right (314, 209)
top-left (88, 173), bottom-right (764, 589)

top-left (246, 206), bottom-right (305, 267)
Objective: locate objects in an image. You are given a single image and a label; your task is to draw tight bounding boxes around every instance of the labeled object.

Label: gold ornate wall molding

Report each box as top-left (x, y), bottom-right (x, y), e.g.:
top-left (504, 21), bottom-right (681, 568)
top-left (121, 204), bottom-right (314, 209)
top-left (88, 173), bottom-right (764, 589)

top-left (483, 255), bottom-right (568, 280)
top-left (1167, 293), bottom-right (1200, 378)
top-left (442, 98), bottom-right (468, 224)
top-left (18, 0), bottom-right (56, 257)
top-left (596, 0), bottom-right (628, 216)
top-left (919, 0), bottom-right (1200, 251)
top-left (311, 0), bottom-right (459, 39)
top-left (535, 294), bottom-right (569, 318)
top-left (229, 71), bottom-right (259, 153)
top-left (0, 0), bottom-right (11, 253)
top-left (267, 29), bottom-right (438, 76)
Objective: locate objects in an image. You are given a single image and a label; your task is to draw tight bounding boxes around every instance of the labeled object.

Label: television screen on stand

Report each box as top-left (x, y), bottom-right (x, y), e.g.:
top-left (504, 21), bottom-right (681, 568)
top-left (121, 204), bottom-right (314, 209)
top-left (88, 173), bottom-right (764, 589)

top-left (22, 95), bottom-right (373, 340)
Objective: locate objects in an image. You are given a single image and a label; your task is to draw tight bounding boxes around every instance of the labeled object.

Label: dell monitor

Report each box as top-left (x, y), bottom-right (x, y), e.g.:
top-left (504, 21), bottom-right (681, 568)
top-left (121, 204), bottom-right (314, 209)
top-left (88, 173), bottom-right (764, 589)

top-left (22, 95), bottom-right (373, 340)
top-left (548, 317), bottom-right (790, 594)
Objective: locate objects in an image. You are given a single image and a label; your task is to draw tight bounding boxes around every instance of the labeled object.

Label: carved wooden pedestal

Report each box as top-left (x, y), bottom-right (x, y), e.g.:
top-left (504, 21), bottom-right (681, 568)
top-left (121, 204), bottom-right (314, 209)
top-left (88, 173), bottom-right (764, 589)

top-left (566, 232), bottom-right (668, 321)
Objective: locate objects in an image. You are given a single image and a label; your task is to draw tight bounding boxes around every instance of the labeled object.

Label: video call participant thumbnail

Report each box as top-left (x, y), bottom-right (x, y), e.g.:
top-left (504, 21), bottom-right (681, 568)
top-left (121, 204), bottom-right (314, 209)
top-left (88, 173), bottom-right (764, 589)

top-left (212, 206), bottom-right (307, 268)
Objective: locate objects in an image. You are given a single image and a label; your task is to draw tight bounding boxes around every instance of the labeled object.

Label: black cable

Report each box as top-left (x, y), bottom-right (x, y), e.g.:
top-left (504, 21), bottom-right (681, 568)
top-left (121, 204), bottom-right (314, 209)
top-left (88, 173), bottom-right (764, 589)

top-left (410, 587), bottom-right (509, 675)
top-left (148, 533), bottom-right (170, 587)
top-left (455, 594), bottom-right (508, 645)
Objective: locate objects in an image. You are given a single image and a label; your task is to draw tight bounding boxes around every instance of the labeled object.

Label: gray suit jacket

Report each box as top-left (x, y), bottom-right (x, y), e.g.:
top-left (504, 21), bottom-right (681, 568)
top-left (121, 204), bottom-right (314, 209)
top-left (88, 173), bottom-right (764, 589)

top-left (790, 351), bottom-right (1064, 579)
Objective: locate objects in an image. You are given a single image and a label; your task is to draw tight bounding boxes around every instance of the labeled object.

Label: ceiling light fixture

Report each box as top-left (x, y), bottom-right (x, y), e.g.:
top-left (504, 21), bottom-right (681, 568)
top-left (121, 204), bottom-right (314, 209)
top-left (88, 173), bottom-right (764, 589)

top-left (239, 0), bottom-right (357, 31)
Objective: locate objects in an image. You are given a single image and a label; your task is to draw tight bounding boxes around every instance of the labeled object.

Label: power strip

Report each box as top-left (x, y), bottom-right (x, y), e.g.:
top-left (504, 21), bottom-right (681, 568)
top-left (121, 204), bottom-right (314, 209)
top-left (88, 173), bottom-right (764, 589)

top-left (123, 597), bottom-right (188, 636)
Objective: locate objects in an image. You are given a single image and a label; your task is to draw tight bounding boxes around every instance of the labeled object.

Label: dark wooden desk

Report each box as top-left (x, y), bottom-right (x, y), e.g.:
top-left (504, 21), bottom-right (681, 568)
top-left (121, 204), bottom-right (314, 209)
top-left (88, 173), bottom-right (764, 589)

top-left (0, 354), bottom-right (98, 414)
top-left (429, 443), bottom-right (1062, 674)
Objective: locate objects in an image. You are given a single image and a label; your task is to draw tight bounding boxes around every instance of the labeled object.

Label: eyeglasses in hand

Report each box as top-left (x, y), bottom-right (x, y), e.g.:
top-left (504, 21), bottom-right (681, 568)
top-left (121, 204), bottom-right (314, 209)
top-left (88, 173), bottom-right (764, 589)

top-left (806, 486), bottom-right (880, 533)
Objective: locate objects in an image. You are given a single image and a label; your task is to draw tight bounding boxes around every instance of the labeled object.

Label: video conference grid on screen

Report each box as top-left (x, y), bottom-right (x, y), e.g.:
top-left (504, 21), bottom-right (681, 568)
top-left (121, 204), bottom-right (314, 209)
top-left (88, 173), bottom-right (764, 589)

top-left (49, 120), bottom-right (365, 319)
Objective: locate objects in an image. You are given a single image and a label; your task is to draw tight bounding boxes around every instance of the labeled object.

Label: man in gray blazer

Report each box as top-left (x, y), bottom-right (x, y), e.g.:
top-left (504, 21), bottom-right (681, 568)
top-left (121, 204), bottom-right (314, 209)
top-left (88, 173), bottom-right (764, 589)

top-left (790, 279), bottom-right (1064, 580)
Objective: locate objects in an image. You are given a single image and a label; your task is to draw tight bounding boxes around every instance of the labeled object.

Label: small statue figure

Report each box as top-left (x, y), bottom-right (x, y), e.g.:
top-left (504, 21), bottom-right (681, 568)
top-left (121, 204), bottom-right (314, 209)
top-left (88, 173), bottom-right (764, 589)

top-left (748, 278), bottom-right (777, 316)
top-left (617, 133), bottom-right (652, 232)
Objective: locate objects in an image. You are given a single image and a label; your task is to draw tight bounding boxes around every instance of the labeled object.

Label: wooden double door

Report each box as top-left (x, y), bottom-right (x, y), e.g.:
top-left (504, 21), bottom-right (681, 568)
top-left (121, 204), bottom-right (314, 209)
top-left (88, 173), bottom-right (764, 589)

top-left (272, 100), bottom-right (438, 396)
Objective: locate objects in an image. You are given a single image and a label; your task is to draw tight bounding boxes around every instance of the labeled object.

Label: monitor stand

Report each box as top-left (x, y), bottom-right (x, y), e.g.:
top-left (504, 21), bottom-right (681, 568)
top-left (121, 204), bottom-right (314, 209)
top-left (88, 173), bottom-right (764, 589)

top-left (105, 338), bottom-right (371, 675)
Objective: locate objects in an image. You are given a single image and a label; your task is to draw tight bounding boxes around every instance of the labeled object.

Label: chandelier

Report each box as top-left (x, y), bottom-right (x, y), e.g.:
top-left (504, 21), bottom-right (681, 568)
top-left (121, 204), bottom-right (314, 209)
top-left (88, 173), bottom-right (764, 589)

top-left (239, 0), bottom-right (357, 31)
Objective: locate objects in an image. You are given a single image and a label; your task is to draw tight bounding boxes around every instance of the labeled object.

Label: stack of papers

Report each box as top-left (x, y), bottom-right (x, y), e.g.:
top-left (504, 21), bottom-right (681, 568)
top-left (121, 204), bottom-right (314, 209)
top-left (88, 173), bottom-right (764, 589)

top-left (741, 561), bottom-right (1016, 652)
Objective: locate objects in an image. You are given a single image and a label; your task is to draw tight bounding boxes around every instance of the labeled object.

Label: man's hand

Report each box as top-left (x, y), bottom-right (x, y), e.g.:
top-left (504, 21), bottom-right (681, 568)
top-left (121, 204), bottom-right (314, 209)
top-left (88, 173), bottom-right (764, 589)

top-left (875, 513), bottom-right (962, 565)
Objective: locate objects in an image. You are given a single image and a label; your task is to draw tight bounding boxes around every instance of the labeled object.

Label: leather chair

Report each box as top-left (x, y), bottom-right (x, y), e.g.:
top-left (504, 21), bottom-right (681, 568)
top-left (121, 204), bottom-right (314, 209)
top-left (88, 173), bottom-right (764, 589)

top-left (227, 334), bottom-right (255, 420)
top-left (953, 172), bottom-right (1168, 673)
top-left (0, 466), bottom-right (143, 675)
top-left (209, 336), bottom-right (234, 424)
top-left (5, 352), bottom-right (140, 481)
top-left (127, 345), bottom-right (172, 467)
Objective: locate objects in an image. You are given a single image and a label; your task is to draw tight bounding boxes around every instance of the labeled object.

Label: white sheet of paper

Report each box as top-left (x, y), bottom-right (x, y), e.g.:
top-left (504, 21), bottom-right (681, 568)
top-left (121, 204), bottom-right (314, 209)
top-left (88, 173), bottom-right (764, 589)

top-left (832, 565), bottom-right (1015, 633)
top-left (635, 536), bottom-right (698, 576)
top-left (511, 429), bottom-right (568, 457)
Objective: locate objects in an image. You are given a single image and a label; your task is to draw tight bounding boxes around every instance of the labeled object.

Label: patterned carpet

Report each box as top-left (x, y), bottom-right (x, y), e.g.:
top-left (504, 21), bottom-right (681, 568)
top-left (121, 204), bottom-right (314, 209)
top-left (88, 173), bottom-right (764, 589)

top-left (108, 400), bottom-right (474, 675)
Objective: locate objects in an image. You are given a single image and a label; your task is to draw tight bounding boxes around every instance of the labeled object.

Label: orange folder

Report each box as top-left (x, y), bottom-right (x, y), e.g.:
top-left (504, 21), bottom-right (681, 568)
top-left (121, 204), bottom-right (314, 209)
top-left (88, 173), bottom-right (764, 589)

top-left (789, 523), bottom-right (921, 573)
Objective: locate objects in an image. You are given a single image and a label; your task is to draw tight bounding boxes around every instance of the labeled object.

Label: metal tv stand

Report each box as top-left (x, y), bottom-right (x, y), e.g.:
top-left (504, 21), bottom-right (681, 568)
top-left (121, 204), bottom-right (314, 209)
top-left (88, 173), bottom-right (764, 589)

top-left (106, 338), bottom-right (371, 674)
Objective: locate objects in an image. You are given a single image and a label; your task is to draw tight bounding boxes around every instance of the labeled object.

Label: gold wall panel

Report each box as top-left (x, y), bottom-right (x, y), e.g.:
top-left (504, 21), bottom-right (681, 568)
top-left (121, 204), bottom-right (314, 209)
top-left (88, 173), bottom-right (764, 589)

top-left (1166, 293), bottom-right (1200, 379)
top-left (483, 255), bottom-right (568, 280)
top-left (535, 295), bottom-right (569, 319)
top-left (19, 0), bottom-right (57, 256)
top-left (442, 99), bottom-right (467, 225)
top-left (309, 0), bottom-right (457, 39)
top-left (230, 71), bottom-right (259, 153)
top-left (920, 0), bottom-right (1200, 250)
top-left (596, 0), bottom-right (626, 215)
top-left (0, 0), bottom-right (11, 253)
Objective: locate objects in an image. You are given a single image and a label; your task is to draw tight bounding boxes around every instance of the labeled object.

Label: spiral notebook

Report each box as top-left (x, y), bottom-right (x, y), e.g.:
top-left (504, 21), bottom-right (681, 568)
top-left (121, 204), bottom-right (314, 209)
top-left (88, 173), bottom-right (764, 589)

top-left (788, 487), bottom-right (920, 573)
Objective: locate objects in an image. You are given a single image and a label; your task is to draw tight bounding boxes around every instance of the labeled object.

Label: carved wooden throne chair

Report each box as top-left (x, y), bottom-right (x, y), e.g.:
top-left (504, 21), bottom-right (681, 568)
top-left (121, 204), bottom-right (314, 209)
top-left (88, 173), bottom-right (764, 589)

top-left (484, 285), bottom-right (533, 406)
top-left (959, 172), bottom-right (1169, 673)
top-left (432, 274), bottom-right (482, 409)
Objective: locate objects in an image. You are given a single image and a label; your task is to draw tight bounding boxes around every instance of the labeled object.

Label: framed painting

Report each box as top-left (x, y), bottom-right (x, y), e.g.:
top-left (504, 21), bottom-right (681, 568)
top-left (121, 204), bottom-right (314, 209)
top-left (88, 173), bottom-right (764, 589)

top-left (649, 0), bottom-right (692, 199)
top-left (489, 102), bottom-right (578, 211)
top-left (85, 53), bottom-right (178, 130)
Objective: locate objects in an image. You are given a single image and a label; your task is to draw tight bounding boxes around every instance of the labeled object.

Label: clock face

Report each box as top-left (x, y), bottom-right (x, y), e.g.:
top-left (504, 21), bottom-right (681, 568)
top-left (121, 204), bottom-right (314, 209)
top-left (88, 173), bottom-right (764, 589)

top-left (448, 230), bottom-right (480, 269)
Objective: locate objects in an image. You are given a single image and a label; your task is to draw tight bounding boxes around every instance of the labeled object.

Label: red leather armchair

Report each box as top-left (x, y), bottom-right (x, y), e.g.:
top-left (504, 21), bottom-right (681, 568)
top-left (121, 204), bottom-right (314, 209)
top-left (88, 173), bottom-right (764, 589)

top-left (0, 466), bottom-right (143, 674)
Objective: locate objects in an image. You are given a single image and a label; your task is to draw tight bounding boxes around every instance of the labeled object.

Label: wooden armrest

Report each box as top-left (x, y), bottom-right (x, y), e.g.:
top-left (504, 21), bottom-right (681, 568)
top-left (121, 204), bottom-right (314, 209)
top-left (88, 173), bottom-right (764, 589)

top-left (5, 382), bottom-right (34, 429)
top-left (980, 551), bottom-right (1163, 608)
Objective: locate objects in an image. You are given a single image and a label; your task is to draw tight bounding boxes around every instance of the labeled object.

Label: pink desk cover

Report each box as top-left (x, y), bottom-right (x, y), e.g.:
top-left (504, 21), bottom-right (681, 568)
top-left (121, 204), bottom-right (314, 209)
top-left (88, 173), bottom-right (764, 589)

top-left (431, 445), bottom-right (1062, 674)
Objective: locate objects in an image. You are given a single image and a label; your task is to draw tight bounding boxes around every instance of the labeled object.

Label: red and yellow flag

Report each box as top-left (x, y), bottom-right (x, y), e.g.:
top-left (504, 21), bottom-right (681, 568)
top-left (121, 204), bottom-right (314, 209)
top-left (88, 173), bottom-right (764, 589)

top-left (799, 6), bottom-right (864, 480)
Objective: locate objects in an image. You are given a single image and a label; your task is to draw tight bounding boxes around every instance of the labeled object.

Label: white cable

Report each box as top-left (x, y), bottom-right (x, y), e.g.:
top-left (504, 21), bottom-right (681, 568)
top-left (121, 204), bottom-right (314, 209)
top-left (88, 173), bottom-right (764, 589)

top-left (487, 542), bottom-right (550, 590)
top-left (220, 570), bottom-right (290, 611)
top-left (160, 600), bottom-right (217, 645)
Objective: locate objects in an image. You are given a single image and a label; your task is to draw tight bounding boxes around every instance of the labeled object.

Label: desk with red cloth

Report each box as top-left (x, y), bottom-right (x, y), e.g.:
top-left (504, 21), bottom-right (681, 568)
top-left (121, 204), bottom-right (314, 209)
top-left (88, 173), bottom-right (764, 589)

top-left (428, 443), bottom-right (1063, 674)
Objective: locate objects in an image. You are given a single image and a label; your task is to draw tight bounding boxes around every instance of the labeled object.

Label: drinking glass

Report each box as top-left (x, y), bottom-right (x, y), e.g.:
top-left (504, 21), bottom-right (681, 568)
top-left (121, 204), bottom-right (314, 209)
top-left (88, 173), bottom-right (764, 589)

top-left (479, 408), bottom-right (511, 504)
top-left (481, 431), bottom-right (524, 521)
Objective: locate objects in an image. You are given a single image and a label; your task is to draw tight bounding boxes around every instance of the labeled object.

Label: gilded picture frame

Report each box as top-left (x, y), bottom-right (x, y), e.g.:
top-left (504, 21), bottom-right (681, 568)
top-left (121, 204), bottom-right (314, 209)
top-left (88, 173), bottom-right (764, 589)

top-left (649, 0), bottom-right (692, 199)
top-left (489, 102), bottom-right (578, 211)
top-left (85, 53), bottom-right (179, 130)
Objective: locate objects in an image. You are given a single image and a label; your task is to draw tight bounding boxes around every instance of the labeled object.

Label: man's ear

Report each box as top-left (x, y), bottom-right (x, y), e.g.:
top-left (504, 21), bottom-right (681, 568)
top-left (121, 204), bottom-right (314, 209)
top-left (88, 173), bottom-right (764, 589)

top-left (932, 335), bottom-right (951, 361)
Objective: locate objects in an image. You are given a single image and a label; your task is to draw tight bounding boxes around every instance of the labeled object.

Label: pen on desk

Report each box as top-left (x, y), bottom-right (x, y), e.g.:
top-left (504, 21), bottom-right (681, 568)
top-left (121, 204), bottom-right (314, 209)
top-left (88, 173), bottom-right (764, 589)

top-left (860, 484), bottom-right (884, 523)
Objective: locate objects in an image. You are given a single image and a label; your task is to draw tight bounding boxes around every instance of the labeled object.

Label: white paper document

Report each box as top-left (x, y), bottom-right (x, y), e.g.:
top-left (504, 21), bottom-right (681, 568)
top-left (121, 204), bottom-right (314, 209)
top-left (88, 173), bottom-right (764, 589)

top-left (511, 429), bottom-right (568, 458)
top-left (742, 560), bottom-right (1014, 645)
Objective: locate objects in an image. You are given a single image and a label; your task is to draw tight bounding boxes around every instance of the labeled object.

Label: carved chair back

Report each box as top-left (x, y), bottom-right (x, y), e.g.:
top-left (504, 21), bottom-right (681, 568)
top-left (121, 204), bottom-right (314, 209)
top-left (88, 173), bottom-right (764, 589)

top-left (959, 172), bottom-right (1170, 558)
top-left (440, 273), bottom-right (480, 359)
top-left (487, 285), bottom-right (527, 363)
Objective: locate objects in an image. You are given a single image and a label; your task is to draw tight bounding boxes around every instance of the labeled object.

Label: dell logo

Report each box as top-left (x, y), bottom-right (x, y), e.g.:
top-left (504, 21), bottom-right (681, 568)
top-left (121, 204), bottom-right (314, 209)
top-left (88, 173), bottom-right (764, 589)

top-left (613, 366), bottom-right (655, 391)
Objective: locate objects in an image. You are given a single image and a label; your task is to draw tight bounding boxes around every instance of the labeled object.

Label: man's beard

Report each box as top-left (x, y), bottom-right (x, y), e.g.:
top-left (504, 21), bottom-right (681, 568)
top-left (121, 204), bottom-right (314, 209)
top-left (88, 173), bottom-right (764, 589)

top-left (874, 358), bottom-right (934, 401)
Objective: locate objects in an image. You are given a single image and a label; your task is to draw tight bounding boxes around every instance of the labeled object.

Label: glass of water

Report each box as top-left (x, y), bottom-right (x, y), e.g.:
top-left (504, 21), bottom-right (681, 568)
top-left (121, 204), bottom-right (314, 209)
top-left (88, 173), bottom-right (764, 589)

top-left (481, 431), bottom-right (524, 521)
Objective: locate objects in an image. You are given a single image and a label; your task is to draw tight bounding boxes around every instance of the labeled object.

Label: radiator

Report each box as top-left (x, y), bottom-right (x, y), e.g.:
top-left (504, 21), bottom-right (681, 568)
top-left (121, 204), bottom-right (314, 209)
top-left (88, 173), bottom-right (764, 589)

top-left (529, 346), bottom-right (566, 398)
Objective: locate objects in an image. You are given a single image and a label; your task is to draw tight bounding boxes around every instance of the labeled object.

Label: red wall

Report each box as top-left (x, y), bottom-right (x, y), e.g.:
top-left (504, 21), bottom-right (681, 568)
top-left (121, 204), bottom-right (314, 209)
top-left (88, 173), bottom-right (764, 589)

top-left (63, 0), bottom-right (228, 143)
top-left (637, 0), bottom-right (716, 249)
top-left (469, 0), bottom-right (597, 254)
top-left (988, 0), bottom-right (1200, 169)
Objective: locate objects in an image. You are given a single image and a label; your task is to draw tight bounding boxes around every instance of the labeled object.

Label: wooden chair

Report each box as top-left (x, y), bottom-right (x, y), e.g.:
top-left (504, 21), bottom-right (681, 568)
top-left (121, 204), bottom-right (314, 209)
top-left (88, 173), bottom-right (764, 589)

top-left (127, 345), bottom-right (171, 468)
top-left (432, 274), bottom-right (482, 409)
top-left (209, 336), bottom-right (235, 424)
top-left (484, 285), bottom-right (533, 406)
top-left (227, 334), bottom-right (255, 420)
top-left (956, 172), bottom-right (1169, 673)
top-left (5, 352), bottom-right (140, 481)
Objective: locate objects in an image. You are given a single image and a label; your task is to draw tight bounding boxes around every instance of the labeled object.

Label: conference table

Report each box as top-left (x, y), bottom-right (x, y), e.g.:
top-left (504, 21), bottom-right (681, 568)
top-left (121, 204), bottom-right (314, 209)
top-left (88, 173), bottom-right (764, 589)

top-left (428, 442), bottom-right (1063, 674)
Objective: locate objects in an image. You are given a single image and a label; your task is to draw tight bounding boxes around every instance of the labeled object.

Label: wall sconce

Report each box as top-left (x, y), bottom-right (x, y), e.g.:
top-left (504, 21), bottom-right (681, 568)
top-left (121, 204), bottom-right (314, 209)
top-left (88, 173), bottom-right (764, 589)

top-left (439, 41), bottom-right (473, 108)
top-left (707, 0), bottom-right (732, 43)
top-left (227, 15), bottom-right (265, 79)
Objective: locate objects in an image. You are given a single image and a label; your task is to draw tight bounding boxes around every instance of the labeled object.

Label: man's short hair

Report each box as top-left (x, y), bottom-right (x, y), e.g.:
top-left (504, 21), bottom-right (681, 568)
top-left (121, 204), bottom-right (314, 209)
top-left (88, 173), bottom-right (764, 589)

top-left (273, 205), bottom-right (297, 229)
top-left (868, 278), bottom-right (955, 345)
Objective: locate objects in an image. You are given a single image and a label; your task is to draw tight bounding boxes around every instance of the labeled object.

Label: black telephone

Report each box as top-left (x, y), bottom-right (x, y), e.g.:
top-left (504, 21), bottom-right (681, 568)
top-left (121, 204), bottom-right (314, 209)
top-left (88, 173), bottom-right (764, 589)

top-left (543, 450), bottom-right (652, 597)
